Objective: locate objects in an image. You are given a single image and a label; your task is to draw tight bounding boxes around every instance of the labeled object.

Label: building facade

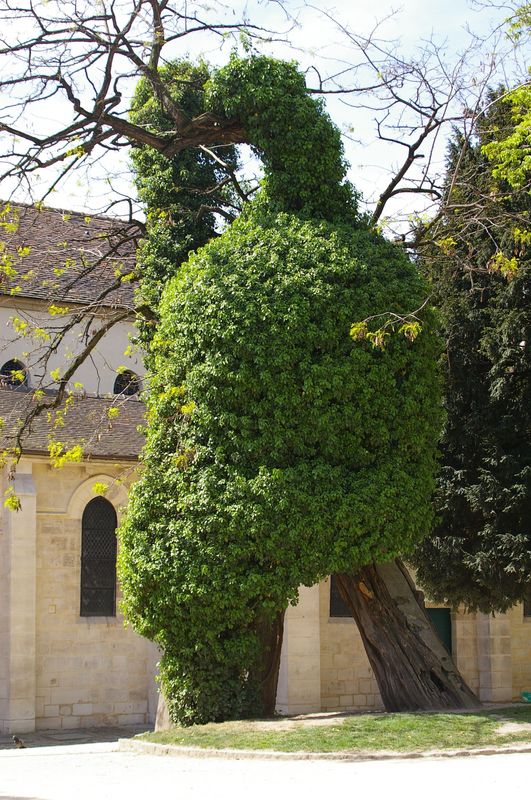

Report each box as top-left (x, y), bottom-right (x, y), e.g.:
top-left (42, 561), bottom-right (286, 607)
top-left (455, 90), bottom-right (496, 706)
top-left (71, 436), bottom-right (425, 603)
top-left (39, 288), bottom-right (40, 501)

top-left (0, 204), bottom-right (159, 733)
top-left (0, 459), bottom-right (159, 733)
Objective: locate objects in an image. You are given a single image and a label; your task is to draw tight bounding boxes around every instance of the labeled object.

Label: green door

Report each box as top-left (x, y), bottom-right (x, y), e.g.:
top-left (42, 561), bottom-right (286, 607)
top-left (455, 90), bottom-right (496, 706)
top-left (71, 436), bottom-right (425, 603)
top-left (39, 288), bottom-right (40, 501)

top-left (427, 607), bottom-right (452, 654)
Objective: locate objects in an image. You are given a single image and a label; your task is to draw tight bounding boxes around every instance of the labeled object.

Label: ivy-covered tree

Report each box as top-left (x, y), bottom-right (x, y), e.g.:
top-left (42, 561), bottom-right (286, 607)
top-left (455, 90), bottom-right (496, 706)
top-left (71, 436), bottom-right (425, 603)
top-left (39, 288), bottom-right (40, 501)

top-left (119, 55), bottom-right (479, 725)
top-left (414, 89), bottom-right (531, 612)
top-left (128, 60), bottom-right (241, 331)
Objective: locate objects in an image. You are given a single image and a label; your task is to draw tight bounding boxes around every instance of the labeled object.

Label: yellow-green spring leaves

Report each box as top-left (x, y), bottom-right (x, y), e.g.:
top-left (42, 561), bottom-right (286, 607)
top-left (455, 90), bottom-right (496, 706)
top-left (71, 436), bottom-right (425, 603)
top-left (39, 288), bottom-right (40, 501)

top-left (48, 441), bottom-right (84, 468)
top-left (3, 486), bottom-right (21, 511)
top-left (488, 252), bottom-right (520, 280)
top-left (350, 319), bottom-right (422, 349)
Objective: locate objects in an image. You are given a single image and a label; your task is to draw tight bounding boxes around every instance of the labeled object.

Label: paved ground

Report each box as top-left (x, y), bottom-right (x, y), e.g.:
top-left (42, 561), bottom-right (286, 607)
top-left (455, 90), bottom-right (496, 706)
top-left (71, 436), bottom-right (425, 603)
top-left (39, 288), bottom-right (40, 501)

top-left (0, 736), bottom-right (529, 800)
top-left (0, 725), bottom-right (148, 751)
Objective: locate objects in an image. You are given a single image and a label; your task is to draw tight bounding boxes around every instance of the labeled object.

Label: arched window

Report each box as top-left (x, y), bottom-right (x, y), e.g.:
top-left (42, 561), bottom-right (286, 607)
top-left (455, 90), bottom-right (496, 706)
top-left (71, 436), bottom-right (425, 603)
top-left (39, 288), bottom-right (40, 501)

top-left (113, 369), bottom-right (141, 396)
top-left (0, 359), bottom-right (28, 389)
top-left (80, 497), bottom-right (117, 617)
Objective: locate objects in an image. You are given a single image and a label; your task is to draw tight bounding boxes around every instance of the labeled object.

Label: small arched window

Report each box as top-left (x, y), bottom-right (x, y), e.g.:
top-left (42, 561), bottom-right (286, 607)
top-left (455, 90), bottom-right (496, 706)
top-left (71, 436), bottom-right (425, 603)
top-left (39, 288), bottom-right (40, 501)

top-left (0, 359), bottom-right (28, 389)
top-left (80, 497), bottom-right (117, 617)
top-left (113, 370), bottom-right (141, 396)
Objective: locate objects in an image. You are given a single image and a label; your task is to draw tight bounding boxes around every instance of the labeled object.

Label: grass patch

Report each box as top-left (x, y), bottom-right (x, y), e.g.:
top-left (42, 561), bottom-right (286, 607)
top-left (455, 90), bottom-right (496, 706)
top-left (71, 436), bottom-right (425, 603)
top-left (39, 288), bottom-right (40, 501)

top-left (140, 706), bottom-right (531, 753)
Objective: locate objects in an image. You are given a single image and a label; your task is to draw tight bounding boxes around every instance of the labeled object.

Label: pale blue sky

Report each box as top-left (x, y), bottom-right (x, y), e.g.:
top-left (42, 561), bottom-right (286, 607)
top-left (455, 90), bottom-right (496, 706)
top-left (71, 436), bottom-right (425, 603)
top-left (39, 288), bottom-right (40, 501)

top-left (4, 0), bottom-right (524, 225)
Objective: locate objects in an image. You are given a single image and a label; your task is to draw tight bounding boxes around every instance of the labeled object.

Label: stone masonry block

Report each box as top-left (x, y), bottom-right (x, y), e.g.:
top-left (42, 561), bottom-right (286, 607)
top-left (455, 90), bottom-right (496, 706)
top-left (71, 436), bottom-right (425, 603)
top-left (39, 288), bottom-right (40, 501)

top-left (72, 703), bottom-right (93, 716)
top-left (116, 713), bottom-right (147, 725)
top-left (339, 695), bottom-right (353, 706)
top-left (60, 716), bottom-right (82, 729)
top-left (36, 717), bottom-right (61, 730)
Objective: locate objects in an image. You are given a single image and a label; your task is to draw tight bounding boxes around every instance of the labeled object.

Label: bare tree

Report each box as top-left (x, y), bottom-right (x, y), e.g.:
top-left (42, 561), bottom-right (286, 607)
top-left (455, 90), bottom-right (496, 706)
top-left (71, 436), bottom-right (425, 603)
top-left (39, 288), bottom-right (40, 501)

top-left (0, 0), bottom-right (294, 202)
top-left (0, 2), bottom-right (524, 215)
top-left (0, 0), bottom-right (282, 465)
top-left (301, 3), bottom-right (528, 241)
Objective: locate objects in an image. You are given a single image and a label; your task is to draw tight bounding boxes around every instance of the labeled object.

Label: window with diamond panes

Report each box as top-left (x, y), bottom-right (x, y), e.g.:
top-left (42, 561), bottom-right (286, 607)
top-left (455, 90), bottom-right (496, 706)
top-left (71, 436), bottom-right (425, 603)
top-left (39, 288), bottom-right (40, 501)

top-left (80, 497), bottom-right (117, 617)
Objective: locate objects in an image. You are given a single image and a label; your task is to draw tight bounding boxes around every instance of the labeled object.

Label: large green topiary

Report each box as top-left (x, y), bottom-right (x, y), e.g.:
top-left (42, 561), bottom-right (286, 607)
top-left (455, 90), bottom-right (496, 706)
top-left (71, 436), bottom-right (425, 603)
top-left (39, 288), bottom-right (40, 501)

top-left (119, 55), bottom-right (442, 724)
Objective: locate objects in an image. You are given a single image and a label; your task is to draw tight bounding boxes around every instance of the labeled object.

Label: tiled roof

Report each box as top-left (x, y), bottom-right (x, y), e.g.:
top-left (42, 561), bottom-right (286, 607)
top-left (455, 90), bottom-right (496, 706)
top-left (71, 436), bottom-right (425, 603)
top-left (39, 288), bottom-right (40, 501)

top-left (0, 202), bottom-right (138, 306)
top-left (0, 388), bottom-right (145, 460)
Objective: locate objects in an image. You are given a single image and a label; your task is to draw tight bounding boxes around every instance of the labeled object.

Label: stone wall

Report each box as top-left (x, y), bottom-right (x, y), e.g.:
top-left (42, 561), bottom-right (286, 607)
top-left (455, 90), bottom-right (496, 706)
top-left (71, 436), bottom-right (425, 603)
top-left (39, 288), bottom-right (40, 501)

top-left (0, 466), bottom-right (38, 733)
top-left (508, 603), bottom-right (531, 699)
top-left (0, 459), bottom-right (159, 733)
top-left (476, 613), bottom-right (513, 703)
top-left (32, 461), bottom-right (159, 730)
top-left (318, 578), bottom-right (383, 712)
top-left (317, 580), bottom-right (503, 712)
top-left (276, 585), bottom-right (322, 714)
top-left (453, 610), bottom-right (480, 695)
top-left (0, 469), bottom-right (10, 731)
top-left (279, 577), bottom-right (530, 715)
top-left (4, 454), bottom-right (530, 730)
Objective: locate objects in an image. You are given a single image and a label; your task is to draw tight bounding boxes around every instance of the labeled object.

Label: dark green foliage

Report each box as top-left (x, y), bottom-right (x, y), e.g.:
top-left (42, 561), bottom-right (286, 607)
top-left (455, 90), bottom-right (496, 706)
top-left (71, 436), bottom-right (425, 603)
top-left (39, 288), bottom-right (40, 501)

top-left (414, 92), bottom-right (531, 612)
top-left (119, 55), bottom-right (442, 724)
top-left (130, 60), bottom-right (240, 328)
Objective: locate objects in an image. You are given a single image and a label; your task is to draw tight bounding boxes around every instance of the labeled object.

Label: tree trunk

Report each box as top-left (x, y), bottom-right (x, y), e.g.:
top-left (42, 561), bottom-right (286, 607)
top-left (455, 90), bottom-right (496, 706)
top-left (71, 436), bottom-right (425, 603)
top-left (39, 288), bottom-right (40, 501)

top-left (336, 559), bottom-right (480, 711)
top-left (158, 563), bottom-right (478, 727)
top-left (250, 609), bottom-right (285, 716)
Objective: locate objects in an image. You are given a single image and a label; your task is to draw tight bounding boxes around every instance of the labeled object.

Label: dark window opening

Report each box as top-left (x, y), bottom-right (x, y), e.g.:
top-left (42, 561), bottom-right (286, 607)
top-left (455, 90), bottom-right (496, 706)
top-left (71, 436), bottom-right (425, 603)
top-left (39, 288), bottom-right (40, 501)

top-left (80, 497), bottom-right (117, 617)
top-left (426, 607), bottom-right (453, 654)
top-left (329, 575), bottom-right (351, 618)
top-left (113, 370), bottom-right (141, 396)
top-left (0, 359), bottom-right (28, 389)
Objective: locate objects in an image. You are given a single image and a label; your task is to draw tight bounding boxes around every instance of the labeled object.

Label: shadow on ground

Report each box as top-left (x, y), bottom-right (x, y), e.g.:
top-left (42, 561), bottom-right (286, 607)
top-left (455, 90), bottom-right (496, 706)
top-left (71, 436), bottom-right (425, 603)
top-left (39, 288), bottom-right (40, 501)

top-left (0, 725), bottom-right (149, 751)
top-left (0, 796), bottom-right (45, 799)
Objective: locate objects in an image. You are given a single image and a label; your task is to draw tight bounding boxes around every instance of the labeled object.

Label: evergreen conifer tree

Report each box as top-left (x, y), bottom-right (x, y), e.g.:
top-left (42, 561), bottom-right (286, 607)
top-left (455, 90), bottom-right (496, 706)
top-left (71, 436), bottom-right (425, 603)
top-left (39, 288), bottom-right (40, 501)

top-left (414, 89), bottom-right (531, 612)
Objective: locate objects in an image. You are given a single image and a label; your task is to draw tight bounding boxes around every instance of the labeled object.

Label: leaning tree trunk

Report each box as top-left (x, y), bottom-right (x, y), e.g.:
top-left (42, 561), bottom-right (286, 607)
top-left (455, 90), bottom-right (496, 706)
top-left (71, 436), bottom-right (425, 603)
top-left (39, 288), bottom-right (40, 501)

top-left (336, 559), bottom-right (480, 711)
top-left (250, 609), bottom-right (285, 716)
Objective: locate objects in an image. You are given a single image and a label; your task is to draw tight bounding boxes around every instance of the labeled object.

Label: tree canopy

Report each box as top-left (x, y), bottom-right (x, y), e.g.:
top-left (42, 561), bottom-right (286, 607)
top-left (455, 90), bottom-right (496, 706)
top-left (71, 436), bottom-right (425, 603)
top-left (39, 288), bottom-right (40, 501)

top-left (129, 59), bottom-right (241, 330)
top-left (118, 55), bottom-right (442, 725)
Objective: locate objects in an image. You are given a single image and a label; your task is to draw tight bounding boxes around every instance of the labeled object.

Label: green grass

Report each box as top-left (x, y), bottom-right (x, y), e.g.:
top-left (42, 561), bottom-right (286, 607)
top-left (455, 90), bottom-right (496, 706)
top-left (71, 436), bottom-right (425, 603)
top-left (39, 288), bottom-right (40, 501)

top-left (139, 706), bottom-right (531, 753)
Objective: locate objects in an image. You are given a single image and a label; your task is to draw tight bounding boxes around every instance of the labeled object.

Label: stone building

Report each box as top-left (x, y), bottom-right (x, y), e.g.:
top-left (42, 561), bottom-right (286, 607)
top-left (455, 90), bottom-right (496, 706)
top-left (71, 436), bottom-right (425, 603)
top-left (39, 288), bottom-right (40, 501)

top-left (0, 204), bottom-right (159, 734)
top-left (0, 203), bottom-right (529, 734)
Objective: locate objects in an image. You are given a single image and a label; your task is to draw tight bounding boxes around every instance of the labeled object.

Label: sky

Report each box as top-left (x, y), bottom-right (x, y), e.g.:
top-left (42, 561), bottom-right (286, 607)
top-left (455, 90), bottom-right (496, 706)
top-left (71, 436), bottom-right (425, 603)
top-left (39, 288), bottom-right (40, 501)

top-left (1, 0), bottom-right (525, 228)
